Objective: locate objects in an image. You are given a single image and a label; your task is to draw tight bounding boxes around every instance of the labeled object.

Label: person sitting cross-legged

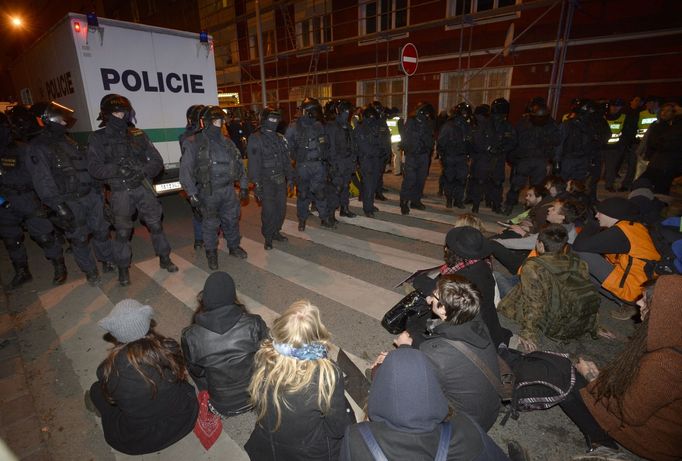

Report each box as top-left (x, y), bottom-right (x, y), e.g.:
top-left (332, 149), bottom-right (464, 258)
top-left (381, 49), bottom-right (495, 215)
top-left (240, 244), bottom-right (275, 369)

top-left (497, 224), bottom-right (601, 352)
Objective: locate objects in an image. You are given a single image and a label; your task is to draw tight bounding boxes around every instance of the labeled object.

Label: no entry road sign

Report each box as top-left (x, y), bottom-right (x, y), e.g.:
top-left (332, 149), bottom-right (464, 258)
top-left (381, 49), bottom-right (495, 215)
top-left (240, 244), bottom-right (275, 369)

top-left (400, 43), bottom-right (418, 76)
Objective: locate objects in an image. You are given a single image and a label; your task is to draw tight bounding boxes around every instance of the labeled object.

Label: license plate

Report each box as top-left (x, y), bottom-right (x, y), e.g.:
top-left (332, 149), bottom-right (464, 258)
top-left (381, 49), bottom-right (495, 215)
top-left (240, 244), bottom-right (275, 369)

top-left (154, 181), bottom-right (182, 193)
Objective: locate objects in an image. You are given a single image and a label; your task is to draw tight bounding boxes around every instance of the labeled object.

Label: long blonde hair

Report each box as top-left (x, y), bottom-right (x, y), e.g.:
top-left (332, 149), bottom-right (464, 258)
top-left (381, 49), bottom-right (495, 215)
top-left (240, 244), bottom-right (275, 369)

top-left (248, 300), bottom-right (337, 430)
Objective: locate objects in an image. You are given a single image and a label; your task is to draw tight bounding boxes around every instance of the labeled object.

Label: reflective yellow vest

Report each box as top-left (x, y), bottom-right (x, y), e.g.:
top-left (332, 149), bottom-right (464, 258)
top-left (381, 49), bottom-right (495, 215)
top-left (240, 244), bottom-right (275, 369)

top-left (607, 113), bottom-right (626, 144)
top-left (636, 110), bottom-right (657, 139)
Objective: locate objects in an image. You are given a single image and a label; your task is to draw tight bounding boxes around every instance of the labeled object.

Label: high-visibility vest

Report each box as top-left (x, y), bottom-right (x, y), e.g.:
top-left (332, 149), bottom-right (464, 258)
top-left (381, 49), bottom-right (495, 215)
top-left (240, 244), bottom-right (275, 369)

top-left (607, 113), bottom-right (626, 144)
top-left (603, 221), bottom-right (660, 302)
top-left (636, 110), bottom-right (657, 139)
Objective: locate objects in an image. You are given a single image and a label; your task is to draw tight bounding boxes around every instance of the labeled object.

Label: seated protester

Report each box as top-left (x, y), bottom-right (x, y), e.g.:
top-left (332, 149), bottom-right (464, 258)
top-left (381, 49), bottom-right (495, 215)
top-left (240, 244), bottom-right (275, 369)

top-left (245, 300), bottom-right (353, 461)
top-left (495, 199), bottom-right (582, 250)
top-left (395, 275), bottom-right (502, 431)
top-left (181, 271), bottom-right (268, 417)
top-left (500, 186), bottom-right (553, 239)
top-left (87, 299), bottom-right (198, 455)
top-left (573, 197), bottom-right (661, 320)
top-left (543, 175), bottom-right (569, 199)
top-left (498, 225), bottom-right (600, 352)
top-left (340, 348), bottom-right (509, 461)
top-left (627, 186), bottom-right (668, 225)
top-left (561, 275), bottom-right (682, 461)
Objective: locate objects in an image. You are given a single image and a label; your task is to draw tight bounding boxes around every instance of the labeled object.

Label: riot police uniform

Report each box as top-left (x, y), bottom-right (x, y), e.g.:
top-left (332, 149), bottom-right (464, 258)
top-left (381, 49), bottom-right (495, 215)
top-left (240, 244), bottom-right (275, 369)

top-left (1, 110), bottom-right (65, 289)
top-left (88, 94), bottom-right (178, 286)
top-left (555, 102), bottom-right (595, 183)
top-left (247, 109), bottom-right (294, 250)
top-left (470, 98), bottom-right (516, 214)
top-left (504, 104), bottom-right (559, 213)
top-left (180, 105), bottom-right (249, 270)
top-left (355, 106), bottom-right (387, 217)
top-left (399, 102), bottom-right (435, 214)
top-left (437, 103), bottom-right (474, 210)
top-left (326, 100), bottom-right (359, 218)
top-left (286, 98), bottom-right (334, 230)
top-left (28, 102), bottom-right (114, 285)
top-left (372, 101), bottom-right (392, 201)
top-left (180, 105), bottom-right (205, 249)
top-left (585, 104), bottom-right (612, 201)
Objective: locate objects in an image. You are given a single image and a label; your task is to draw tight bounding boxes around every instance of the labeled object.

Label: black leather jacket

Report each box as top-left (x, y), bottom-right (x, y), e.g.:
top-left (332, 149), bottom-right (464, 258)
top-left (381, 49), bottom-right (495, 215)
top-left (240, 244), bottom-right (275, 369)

top-left (181, 304), bottom-right (268, 415)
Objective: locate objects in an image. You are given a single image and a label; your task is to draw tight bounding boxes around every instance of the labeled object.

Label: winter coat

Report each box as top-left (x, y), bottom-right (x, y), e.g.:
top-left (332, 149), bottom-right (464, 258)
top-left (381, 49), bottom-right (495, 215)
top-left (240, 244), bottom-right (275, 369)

top-left (417, 317), bottom-right (502, 431)
top-left (581, 275), bottom-right (682, 461)
top-left (245, 366), bottom-right (354, 461)
top-left (94, 341), bottom-right (198, 455)
top-left (340, 348), bottom-right (508, 461)
top-left (181, 304), bottom-right (268, 416)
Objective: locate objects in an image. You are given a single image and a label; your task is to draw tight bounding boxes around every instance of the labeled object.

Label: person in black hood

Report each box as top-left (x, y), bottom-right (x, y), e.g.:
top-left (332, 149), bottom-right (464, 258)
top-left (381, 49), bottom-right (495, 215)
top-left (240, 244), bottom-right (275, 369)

top-left (181, 271), bottom-right (268, 417)
top-left (340, 347), bottom-right (509, 460)
top-left (395, 274), bottom-right (503, 431)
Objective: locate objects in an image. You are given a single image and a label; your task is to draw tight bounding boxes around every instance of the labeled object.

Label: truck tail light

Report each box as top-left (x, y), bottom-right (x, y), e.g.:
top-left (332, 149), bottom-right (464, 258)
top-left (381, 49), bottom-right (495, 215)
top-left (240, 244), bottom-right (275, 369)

top-left (74, 21), bottom-right (81, 33)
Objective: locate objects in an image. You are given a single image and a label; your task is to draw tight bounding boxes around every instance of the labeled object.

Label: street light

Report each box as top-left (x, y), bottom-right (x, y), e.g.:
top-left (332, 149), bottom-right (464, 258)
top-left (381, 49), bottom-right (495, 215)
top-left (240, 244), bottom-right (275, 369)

top-left (10, 16), bottom-right (23, 28)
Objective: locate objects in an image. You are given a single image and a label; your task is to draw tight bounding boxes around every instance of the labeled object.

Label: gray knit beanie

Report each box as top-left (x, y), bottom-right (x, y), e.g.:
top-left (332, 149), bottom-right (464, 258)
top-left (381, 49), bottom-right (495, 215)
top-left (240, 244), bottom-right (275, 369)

top-left (98, 299), bottom-right (154, 343)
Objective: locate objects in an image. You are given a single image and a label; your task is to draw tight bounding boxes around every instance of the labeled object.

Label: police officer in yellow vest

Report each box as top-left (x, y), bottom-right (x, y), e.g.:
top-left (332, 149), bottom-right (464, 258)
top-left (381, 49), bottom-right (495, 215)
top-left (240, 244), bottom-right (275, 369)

top-left (617, 96), bottom-right (658, 191)
top-left (603, 98), bottom-right (628, 191)
top-left (573, 197), bottom-right (660, 320)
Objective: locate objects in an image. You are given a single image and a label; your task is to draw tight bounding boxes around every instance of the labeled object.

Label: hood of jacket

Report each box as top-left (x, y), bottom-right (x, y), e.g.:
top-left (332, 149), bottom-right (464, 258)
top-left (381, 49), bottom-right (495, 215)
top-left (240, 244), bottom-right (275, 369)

top-left (429, 315), bottom-right (492, 349)
top-left (647, 274), bottom-right (682, 351)
top-left (368, 348), bottom-right (448, 433)
top-left (195, 303), bottom-right (245, 334)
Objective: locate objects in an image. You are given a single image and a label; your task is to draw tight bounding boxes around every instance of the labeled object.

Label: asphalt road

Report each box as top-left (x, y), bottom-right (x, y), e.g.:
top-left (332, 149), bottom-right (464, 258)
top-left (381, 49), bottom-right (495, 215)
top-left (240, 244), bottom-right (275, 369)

top-left (0, 178), bottom-right (643, 461)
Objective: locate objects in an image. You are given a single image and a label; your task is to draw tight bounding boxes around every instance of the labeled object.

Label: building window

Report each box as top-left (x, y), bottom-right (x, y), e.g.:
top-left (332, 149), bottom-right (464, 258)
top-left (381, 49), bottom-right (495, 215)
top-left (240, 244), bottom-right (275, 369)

top-left (447, 0), bottom-right (516, 16)
top-left (289, 84), bottom-right (332, 107)
top-left (297, 14), bottom-right (332, 49)
top-left (439, 67), bottom-right (512, 111)
top-left (360, 0), bottom-right (408, 36)
top-left (357, 77), bottom-right (405, 111)
top-left (249, 29), bottom-right (276, 60)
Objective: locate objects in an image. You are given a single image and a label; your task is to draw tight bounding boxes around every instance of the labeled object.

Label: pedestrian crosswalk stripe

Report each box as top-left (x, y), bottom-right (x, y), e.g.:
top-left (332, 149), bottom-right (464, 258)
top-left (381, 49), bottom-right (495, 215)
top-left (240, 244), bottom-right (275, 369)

top-left (349, 200), bottom-right (462, 227)
top-left (281, 219), bottom-right (441, 272)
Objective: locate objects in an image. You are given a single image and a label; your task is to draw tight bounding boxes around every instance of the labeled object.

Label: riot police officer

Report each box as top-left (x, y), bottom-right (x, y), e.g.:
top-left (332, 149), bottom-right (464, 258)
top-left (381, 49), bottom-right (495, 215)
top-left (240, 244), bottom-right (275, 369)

top-left (470, 98), bottom-right (516, 214)
top-left (1, 109), bottom-right (66, 289)
top-left (247, 108), bottom-right (294, 250)
top-left (555, 100), bottom-right (605, 185)
top-left (88, 94), bottom-right (178, 286)
top-left (180, 105), bottom-right (249, 269)
top-left (228, 111), bottom-right (250, 159)
top-left (326, 100), bottom-right (359, 218)
top-left (585, 102), bottom-right (611, 201)
top-left (180, 104), bottom-right (205, 250)
top-left (503, 103), bottom-right (559, 214)
top-left (355, 105), bottom-right (386, 217)
top-left (437, 102), bottom-right (474, 210)
top-left (371, 100), bottom-right (392, 201)
top-left (286, 98), bottom-right (334, 230)
top-left (28, 101), bottom-right (114, 285)
top-left (399, 102), bottom-right (435, 215)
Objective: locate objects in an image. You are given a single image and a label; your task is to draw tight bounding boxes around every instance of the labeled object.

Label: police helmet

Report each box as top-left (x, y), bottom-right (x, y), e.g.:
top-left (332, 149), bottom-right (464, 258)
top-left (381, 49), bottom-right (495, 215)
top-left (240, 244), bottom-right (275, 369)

top-left (609, 98), bottom-right (625, 108)
top-left (31, 101), bottom-right (77, 129)
top-left (531, 104), bottom-right (549, 117)
top-left (415, 102), bottom-right (435, 120)
top-left (336, 99), bottom-right (354, 115)
top-left (301, 97), bottom-right (322, 120)
top-left (371, 100), bottom-right (385, 115)
top-left (100, 94), bottom-right (132, 116)
top-left (324, 100), bottom-right (337, 120)
top-left (199, 105), bottom-right (226, 126)
top-left (6, 105), bottom-right (41, 140)
top-left (474, 104), bottom-right (490, 117)
top-left (577, 99), bottom-right (596, 114)
top-left (568, 98), bottom-right (584, 114)
top-left (454, 102), bottom-right (473, 119)
top-left (490, 98), bottom-right (510, 115)
top-left (362, 105), bottom-right (379, 120)
top-left (185, 104), bottom-right (204, 125)
top-left (260, 107), bottom-right (282, 124)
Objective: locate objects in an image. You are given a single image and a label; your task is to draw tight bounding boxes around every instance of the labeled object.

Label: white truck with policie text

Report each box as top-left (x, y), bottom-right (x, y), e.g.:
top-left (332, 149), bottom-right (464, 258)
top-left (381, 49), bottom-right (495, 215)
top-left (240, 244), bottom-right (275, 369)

top-left (10, 12), bottom-right (218, 194)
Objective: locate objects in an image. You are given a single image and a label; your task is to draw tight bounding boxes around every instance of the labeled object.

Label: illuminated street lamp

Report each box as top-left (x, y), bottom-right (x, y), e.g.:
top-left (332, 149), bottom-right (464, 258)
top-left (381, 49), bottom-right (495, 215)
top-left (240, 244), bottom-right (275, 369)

top-left (10, 16), bottom-right (23, 28)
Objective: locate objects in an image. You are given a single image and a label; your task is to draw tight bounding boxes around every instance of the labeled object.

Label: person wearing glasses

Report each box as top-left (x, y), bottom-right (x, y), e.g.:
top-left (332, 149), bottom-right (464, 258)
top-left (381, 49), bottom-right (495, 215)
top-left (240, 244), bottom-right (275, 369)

top-left (393, 274), bottom-right (501, 431)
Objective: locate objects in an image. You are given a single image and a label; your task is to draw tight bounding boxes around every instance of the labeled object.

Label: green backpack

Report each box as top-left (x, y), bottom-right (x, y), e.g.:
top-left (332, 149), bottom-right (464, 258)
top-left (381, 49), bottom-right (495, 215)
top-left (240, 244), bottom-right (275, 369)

top-left (532, 255), bottom-right (601, 341)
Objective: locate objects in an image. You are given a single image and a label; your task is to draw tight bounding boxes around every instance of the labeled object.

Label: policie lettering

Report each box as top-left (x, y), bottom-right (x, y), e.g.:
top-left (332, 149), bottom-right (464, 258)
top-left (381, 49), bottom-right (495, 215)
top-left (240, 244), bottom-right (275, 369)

top-left (46, 72), bottom-right (75, 99)
top-left (100, 68), bottom-right (204, 94)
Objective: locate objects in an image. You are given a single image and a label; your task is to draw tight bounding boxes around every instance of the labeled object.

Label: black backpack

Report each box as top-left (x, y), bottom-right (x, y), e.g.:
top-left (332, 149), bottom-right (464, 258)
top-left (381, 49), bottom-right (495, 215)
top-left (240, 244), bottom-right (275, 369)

top-left (645, 221), bottom-right (682, 277)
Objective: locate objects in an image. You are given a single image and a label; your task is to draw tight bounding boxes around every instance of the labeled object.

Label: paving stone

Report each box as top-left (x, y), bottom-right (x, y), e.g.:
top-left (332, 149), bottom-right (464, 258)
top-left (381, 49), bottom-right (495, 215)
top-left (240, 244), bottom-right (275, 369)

top-left (1, 393), bottom-right (36, 427)
top-left (0, 373), bottom-right (29, 403)
top-left (3, 415), bottom-right (46, 458)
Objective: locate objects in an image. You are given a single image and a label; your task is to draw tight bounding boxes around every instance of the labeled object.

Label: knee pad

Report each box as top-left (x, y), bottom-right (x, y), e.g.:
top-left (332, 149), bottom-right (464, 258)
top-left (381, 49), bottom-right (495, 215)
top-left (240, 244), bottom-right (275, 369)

top-left (34, 233), bottom-right (56, 250)
top-left (115, 228), bottom-right (132, 243)
top-left (3, 235), bottom-right (23, 251)
top-left (147, 222), bottom-right (163, 235)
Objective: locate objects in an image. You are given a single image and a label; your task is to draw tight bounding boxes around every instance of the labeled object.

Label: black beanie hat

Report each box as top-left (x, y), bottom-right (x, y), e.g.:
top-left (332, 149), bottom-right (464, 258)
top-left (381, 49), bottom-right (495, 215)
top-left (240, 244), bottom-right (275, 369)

top-left (596, 197), bottom-right (640, 221)
top-left (202, 271), bottom-right (236, 311)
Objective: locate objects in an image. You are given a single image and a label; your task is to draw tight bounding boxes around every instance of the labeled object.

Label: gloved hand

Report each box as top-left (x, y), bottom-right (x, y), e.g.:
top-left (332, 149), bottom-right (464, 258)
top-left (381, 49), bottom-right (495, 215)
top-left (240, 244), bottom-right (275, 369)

top-left (54, 202), bottom-right (76, 232)
top-left (189, 195), bottom-right (201, 208)
top-left (552, 159), bottom-right (561, 175)
top-left (239, 188), bottom-right (249, 202)
top-left (254, 184), bottom-right (264, 202)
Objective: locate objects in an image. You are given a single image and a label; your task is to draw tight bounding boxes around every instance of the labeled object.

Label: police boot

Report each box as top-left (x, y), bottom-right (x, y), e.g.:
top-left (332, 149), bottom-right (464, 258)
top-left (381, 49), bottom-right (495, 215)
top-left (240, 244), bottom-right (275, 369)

top-left (491, 204), bottom-right (504, 214)
top-left (298, 219), bottom-right (306, 231)
top-left (159, 255), bottom-right (178, 273)
top-left (229, 246), bottom-right (248, 259)
top-left (410, 200), bottom-right (426, 210)
top-left (272, 232), bottom-right (288, 242)
top-left (453, 199), bottom-right (465, 209)
top-left (445, 196), bottom-right (453, 209)
top-left (400, 200), bottom-right (410, 215)
top-left (340, 206), bottom-right (356, 218)
top-left (85, 269), bottom-right (101, 286)
top-left (206, 250), bottom-right (219, 270)
top-left (52, 257), bottom-right (68, 286)
top-left (320, 217), bottom-right (336, 229)
top-left (471, 203), bottom-right (480, 213)
top-left (118, 267), bottom-right (131, 286)
top-left (9, 264), bottom-right (32, 290)
top-left (102, 261), bottom-right (116, 274)
top-left (437, 183), bottom-right (444, 197)
top-left (264, 239), bottom-right (273, 250)
top-left (375, 191), bottom-right (387, 201)
top-left (193, 239), bottom-right (204, 250)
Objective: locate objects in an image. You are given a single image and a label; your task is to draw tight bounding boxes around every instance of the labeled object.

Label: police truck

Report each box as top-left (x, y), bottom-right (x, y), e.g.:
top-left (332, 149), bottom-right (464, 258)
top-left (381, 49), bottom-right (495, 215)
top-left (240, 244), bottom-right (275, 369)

top-left (10, 12), bottom-right (218, 194)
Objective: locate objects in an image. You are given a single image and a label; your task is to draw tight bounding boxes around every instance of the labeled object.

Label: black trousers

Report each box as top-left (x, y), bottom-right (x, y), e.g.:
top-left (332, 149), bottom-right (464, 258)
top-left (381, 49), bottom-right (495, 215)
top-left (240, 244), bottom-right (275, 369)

top-left (260, 179), bottom-right (287, 241)
top-left (559, 374), bottom-right (616, 449)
